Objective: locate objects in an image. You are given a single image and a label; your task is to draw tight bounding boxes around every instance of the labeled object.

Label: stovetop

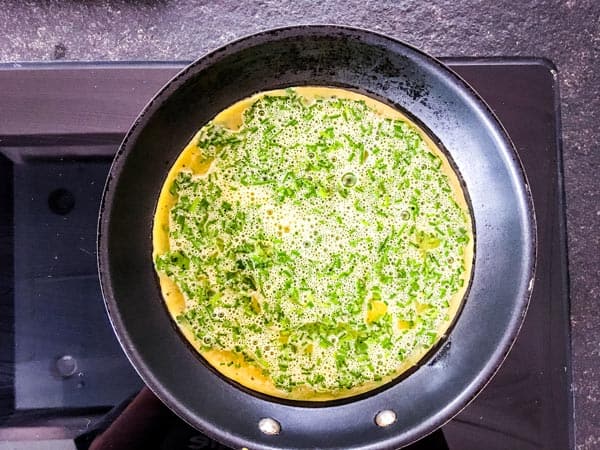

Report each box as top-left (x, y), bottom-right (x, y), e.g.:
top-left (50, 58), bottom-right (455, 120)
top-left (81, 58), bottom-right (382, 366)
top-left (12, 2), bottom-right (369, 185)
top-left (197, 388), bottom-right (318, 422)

top-left (0, 59), bottom-right (573, 450)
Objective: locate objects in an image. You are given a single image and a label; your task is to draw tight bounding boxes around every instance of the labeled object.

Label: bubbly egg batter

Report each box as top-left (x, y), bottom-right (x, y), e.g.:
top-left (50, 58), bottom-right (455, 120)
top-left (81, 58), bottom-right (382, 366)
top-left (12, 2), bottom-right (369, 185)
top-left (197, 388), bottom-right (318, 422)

top-left (153, 87), bottom-right (473, 400)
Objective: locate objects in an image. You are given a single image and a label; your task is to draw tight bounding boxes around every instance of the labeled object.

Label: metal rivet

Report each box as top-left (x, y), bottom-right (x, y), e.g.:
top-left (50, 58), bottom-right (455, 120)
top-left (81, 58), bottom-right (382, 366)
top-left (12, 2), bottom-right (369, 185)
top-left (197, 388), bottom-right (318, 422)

top-left (258, 417), bottom-right (281, 435)
top-left (56, 355), bottom-right (78, 377)
top-left (375, 409), bottom-right (397, 427)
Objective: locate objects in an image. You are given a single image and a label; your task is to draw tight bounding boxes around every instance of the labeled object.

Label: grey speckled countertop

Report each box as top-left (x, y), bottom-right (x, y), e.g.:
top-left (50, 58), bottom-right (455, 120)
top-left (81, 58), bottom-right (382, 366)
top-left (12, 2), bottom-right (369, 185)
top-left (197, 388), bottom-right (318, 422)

top-left (1, 1), bottom-right (599, 448)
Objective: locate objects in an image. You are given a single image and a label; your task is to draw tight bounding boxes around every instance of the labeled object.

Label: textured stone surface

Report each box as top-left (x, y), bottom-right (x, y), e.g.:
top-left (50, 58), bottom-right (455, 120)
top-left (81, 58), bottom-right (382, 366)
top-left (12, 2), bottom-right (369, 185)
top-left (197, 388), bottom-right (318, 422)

top-left (1, 1), bottom-right (599, 448)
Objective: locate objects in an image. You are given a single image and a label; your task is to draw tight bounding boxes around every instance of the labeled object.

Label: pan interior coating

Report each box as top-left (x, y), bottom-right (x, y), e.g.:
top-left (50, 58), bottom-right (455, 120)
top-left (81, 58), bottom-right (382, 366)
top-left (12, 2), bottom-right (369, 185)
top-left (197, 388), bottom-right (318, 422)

top-left (152, 87), bottom-right (473, 401)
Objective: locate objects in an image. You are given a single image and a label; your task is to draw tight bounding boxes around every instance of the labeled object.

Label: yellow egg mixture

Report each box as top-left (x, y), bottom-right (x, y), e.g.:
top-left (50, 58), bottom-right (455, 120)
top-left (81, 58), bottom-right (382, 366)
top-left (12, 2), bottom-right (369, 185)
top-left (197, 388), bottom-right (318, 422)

top-left (153, 87), bottom-right (473, 400)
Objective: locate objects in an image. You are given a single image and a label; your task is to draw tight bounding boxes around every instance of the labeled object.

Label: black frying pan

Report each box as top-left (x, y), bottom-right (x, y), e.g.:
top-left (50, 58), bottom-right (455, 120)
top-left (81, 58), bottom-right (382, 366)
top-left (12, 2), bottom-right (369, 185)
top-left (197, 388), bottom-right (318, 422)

top-left (98, 26), bottom-right (536, 449)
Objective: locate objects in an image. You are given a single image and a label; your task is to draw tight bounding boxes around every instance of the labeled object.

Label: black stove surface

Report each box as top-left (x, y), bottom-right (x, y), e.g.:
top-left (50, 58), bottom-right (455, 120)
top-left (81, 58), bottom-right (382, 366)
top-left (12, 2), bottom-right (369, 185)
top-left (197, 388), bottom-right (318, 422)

top-left (0, 59), bottom-right (572, 450)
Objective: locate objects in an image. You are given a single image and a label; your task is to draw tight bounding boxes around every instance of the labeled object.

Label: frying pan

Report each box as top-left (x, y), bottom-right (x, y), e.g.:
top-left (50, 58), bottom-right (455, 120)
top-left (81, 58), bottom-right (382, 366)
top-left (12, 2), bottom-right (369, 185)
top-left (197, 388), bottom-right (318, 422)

top-left (98, 25), bottom-right (536, 449)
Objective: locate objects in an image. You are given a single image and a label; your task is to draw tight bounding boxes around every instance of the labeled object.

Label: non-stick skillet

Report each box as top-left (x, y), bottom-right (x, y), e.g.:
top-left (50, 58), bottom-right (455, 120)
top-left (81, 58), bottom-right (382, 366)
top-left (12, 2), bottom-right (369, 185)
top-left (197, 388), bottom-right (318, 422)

top-left (98, 25), bottom-right (536, 449)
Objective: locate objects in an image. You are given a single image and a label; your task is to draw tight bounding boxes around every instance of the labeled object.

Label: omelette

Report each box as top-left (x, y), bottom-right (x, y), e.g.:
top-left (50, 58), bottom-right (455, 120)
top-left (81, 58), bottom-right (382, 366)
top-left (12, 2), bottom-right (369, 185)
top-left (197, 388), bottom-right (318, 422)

top-left (153, 87), bottom-right (473, 401)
